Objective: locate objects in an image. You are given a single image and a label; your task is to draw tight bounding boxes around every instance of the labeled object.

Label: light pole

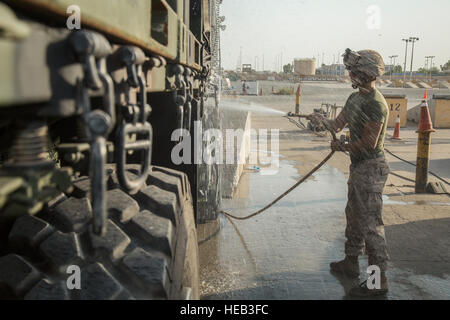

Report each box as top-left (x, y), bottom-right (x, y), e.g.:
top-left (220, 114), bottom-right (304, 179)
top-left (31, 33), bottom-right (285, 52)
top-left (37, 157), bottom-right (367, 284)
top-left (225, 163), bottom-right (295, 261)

top-left (427, 56), bottom-right (435, 81)
top-left (389, 55), bottom-right (398, 81)
top-left (402, 38), bottom-right (411, 87)
top-left (409, 37), bottom-right (419, 80)
top-left (425, 56), bottom-right (431, 81)
top-left (393, 55), bottom-right (398, 78)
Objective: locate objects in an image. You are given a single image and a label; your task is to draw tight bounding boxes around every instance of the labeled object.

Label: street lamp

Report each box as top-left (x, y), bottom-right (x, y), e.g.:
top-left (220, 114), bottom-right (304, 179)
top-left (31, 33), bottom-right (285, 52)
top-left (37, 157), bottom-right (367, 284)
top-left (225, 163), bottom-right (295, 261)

top-left (430, 56), bottom-right (435, 77)
top-left (426, 55), bottom-right (435, 82)
top-left (389, 55), bottom-right (398, 81)
top-left (409, 37), bottom-right (419, 80)
top-left (402, 38), bottom-right (411, 87)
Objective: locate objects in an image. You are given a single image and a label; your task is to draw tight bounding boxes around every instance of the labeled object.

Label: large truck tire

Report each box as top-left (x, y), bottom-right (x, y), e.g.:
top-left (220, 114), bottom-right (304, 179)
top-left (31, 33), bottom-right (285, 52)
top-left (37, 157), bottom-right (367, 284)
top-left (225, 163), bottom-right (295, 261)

top-left (0, 165), bottom-right (199, 300)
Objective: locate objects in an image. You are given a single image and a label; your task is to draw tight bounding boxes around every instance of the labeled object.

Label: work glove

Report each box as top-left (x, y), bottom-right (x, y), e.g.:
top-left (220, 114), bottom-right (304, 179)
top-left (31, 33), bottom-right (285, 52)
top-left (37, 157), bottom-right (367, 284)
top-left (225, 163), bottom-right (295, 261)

top-left (306, 113), bottom-right (325, 126)
top-left (331, 140), bottom-right (346, 152)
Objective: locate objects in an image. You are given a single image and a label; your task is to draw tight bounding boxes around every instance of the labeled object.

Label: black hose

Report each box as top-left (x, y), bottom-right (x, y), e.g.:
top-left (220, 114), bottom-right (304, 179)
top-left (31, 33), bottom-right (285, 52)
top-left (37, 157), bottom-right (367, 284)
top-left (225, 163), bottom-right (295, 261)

top-left (220, 118), bottom-right (337, 221)
top-left (385, 148), bottom-right (450, 186)
top-left (220, 150), bottom-right (335, 220)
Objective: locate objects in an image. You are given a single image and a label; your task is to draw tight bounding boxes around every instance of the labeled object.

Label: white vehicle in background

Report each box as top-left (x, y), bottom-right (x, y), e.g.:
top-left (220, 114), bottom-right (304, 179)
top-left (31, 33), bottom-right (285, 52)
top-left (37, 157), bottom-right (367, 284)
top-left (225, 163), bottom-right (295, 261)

top-left (224, 78), bottom-right (231, 89)
top-left (222, 77), bottom-right (234, 95)
top-left (240, 80), bottom-right (259, 95)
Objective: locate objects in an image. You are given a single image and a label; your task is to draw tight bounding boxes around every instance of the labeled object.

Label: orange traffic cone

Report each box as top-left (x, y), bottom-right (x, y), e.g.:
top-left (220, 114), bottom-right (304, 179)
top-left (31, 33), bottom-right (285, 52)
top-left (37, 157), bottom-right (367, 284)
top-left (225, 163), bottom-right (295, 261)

top-left (392, 115), bottom-right (401, 140)
top-left (417, 89), bottom-right (435, 133)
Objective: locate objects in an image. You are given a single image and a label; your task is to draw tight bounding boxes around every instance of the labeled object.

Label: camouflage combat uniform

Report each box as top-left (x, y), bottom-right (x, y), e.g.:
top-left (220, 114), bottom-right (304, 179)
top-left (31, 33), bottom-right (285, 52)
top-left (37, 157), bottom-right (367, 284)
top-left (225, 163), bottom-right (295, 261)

top-left (343, 89), bottom-right (390, 271)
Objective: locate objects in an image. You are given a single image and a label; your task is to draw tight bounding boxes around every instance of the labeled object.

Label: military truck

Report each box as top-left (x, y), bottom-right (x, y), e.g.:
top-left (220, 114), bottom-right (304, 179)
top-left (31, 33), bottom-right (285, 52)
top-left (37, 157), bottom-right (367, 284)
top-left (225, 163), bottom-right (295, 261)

top-left (0, 0), bottom-right (223, 299)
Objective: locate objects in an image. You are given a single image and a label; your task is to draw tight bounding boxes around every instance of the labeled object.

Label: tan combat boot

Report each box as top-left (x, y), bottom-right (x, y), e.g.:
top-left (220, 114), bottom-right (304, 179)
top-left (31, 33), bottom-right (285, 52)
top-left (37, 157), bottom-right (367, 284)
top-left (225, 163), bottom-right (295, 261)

top-left (330, 256), bottom-right (360, 278)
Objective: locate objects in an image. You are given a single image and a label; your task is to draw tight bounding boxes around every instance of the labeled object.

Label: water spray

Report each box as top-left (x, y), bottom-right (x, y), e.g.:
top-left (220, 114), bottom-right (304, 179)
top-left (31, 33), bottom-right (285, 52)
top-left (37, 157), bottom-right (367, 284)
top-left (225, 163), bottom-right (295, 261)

top-left (220, 114), bottom-right (337, 221)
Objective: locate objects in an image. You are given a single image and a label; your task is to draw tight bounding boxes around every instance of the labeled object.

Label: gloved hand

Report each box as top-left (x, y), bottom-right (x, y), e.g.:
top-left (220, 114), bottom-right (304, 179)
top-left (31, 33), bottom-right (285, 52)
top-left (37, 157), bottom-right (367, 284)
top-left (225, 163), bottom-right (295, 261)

top-left (306, 113), bottom-right (325, 126)
top-left (331, 140), bottom-right (347, 152)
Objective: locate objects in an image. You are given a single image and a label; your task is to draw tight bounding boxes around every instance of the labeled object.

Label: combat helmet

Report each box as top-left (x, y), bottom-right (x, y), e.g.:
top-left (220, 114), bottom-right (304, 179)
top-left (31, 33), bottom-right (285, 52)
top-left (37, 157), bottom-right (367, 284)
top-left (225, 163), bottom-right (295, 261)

top-left (343, 49), bottom-right (385, 79)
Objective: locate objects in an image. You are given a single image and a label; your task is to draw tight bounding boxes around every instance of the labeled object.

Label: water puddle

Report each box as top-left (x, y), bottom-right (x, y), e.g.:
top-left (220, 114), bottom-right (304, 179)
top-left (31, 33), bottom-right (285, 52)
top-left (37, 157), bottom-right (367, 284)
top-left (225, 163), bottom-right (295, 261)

top-left (384, 196), bottom-right (450, 206)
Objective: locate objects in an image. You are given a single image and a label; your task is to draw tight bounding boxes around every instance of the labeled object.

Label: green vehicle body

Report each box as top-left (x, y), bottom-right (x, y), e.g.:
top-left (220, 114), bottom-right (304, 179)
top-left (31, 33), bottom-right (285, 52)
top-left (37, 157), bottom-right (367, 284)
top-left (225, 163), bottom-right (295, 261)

top-left (0, 0), bottom-right (212, 105)
top-left (0, 0), bottom-right (223, 299)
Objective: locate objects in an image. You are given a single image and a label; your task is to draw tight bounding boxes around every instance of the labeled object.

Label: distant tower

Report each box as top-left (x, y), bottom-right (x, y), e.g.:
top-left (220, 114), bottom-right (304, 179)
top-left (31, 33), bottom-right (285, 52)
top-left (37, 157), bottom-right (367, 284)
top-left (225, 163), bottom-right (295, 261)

top-left (237, 46), bottom-right (243, 72)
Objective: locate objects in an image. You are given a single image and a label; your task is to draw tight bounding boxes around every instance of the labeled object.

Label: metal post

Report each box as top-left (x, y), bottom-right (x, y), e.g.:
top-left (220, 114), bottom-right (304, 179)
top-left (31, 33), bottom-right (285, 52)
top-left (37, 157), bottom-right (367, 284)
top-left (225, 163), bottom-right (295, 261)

top-left (425, 56), bottom-right (431, 82)
top-left (295, 83), bottom-right (301, 114)
top-left (409, 37), bottom-right (419, 81)
top-left (389, 56), bottom-right (393, 81)
top-left (393, 55), bottom-right (398, 80)
top-left (415, 94), bottom-right (435, 193)
top-left (416, 132), bottom-right (431, 193)
top-left (389, 55), bottom-right (398, 81)
top-left (402, 39), bottom-right (410, 87)
top-left (429, 56), bottom-right (435, 82)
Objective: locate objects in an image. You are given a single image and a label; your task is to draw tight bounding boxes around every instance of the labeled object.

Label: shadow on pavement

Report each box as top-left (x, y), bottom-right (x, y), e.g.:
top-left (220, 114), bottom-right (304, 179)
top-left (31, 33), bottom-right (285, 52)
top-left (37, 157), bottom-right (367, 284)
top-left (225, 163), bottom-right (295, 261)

top-left (386, 217), bottom-right (450, 279)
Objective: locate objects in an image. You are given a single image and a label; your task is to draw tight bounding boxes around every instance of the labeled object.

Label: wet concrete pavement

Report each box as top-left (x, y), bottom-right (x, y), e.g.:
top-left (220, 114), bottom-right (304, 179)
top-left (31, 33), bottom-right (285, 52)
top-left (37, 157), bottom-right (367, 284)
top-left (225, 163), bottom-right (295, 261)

top-left (199, 160), bottom-right (450, 299)
top-left (199, 160), bottom-right (352, 300)
top-left (198, 82), bottom-right (450, 300)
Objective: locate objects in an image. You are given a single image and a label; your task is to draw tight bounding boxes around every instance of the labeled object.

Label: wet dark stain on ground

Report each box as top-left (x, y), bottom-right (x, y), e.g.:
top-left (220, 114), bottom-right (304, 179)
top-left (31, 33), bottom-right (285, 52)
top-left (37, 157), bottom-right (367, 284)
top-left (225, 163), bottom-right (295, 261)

top-left (198, 159), bottom-right (450, 300)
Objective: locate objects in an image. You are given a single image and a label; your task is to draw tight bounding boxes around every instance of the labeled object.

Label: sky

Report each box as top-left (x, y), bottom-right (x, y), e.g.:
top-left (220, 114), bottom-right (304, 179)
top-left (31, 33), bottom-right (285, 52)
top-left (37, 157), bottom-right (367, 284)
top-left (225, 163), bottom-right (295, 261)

top-left (219, 0), bottom-right (450, 72)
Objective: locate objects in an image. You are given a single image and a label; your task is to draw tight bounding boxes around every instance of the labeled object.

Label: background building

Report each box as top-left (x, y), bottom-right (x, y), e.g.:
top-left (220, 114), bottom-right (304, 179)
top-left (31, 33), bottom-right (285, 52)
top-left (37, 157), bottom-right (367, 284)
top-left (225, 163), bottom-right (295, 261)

top-left (294, 58), bottom-right (316, 76)
top-left (242, 64), bottom-right (252, 73)
top-left (316, 64), bottom-right (347, 76)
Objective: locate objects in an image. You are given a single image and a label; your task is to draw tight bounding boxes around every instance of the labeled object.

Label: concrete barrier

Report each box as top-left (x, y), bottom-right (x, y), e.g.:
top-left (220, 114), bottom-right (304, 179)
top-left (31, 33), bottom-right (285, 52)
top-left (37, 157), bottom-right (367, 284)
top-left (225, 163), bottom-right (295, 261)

top-left (405, 82), bottom-right (419, 89)
top-left (430, 95), bottom-right (450, 128)
top-left (407, 95), bottom-right (450, 128)
top-left (384, 94), bottom-right (408, 128)
top-left (417, 82), bottom-right (432, 89)
top-left (438, 81), bottom-right (450, 89)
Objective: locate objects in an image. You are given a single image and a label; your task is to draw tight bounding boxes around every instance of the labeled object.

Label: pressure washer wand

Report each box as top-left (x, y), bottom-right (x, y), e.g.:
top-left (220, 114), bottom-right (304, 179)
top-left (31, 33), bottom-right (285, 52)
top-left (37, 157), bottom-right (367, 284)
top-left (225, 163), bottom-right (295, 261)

top-left (286, 112), bottom-right (309, 118)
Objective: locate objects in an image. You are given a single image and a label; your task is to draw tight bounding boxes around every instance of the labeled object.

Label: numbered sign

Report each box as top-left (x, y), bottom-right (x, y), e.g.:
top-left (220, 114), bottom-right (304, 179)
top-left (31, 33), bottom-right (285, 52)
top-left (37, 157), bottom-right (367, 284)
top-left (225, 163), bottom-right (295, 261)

top-left (384, 95), bottom-right (408, 128)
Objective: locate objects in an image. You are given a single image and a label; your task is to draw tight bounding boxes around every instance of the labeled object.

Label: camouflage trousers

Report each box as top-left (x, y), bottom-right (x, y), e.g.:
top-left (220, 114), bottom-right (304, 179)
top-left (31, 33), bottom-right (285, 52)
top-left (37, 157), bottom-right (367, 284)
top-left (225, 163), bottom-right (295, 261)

top-left (345, 157), bottom-right (390, 271)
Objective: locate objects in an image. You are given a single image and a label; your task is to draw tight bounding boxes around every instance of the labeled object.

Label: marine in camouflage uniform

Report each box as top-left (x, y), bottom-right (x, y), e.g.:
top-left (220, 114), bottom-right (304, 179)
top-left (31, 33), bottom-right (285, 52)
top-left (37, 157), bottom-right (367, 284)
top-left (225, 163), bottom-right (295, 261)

top-left (308, 49), bottom-right (390, 297)
top-left (344, 89), bottom-right (390, 271)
